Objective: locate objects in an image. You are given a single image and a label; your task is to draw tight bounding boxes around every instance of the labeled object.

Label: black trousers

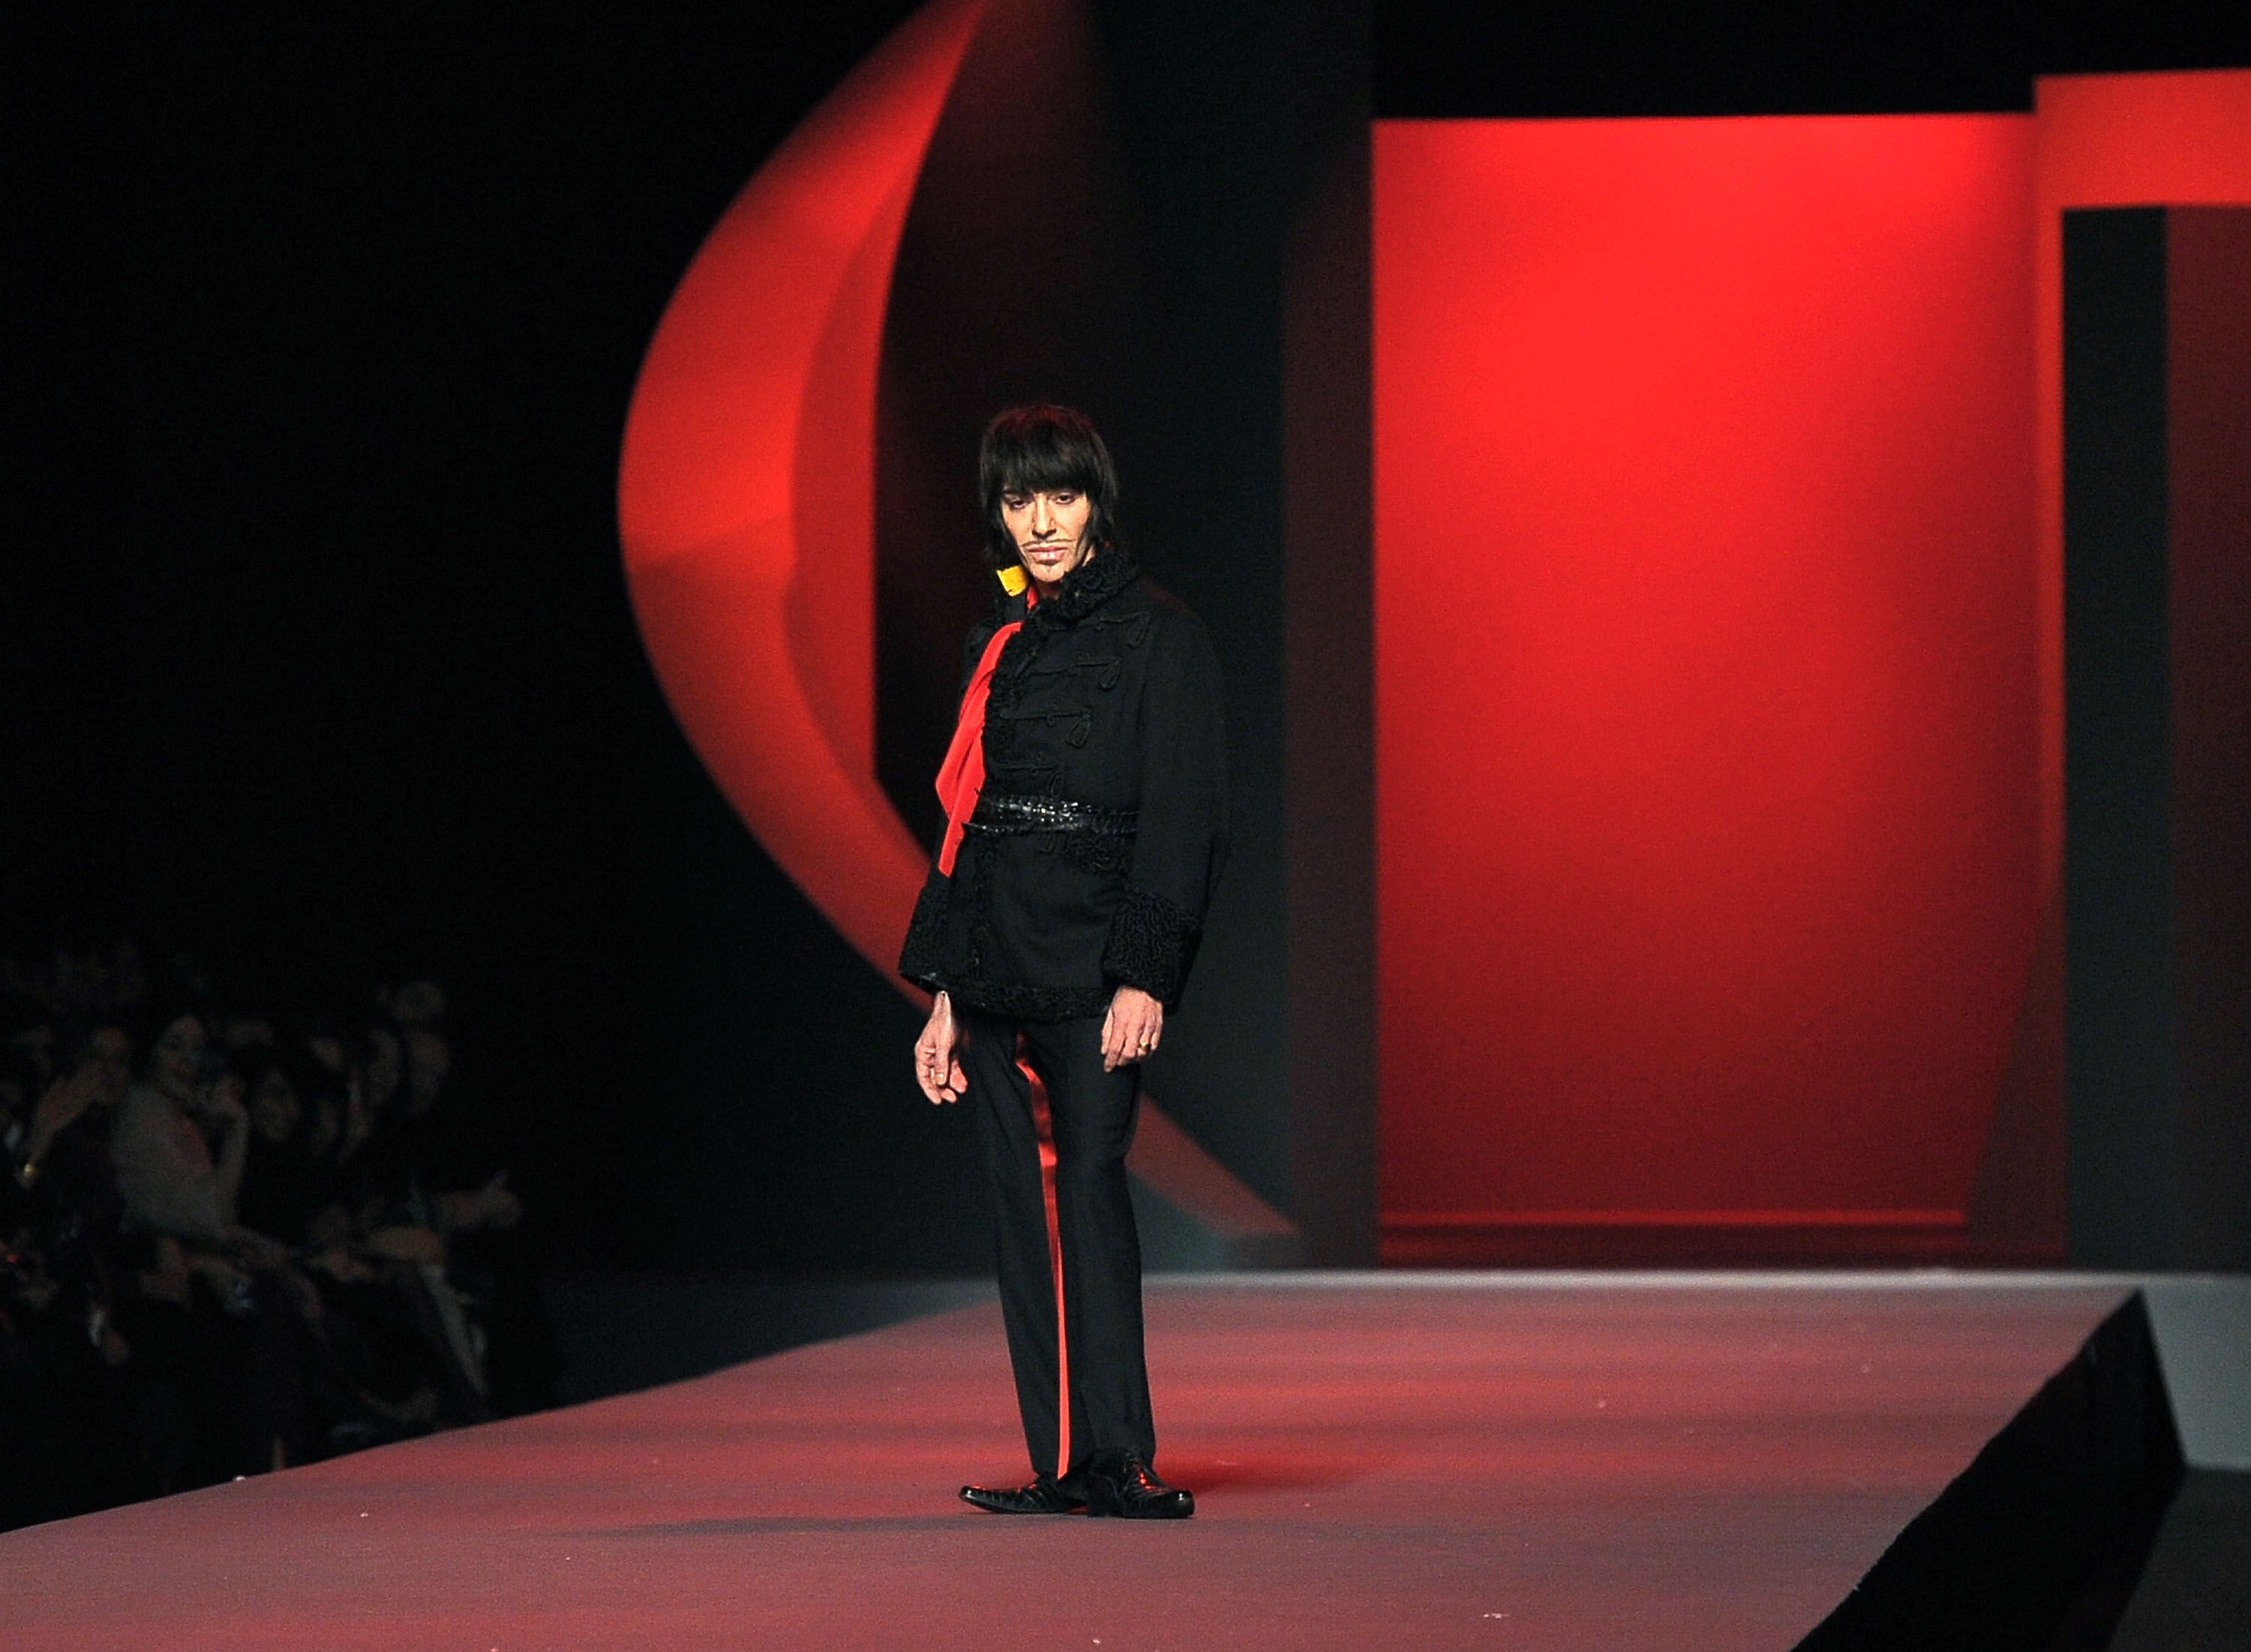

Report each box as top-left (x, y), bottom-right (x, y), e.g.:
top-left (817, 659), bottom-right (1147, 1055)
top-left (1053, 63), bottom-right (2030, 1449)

top-left (958, 1008), bottom-right (1155, 1482)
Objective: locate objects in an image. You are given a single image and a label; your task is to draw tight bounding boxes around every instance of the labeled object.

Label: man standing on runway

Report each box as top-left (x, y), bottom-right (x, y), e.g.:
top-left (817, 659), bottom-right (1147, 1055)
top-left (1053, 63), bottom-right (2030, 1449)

top-left (900, 404), bottom-right (1228, 1520)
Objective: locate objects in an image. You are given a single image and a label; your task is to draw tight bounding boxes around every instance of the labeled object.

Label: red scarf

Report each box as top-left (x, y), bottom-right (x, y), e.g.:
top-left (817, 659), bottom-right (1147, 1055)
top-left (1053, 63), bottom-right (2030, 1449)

top-left (934, 583), bottom-right (1035, 876)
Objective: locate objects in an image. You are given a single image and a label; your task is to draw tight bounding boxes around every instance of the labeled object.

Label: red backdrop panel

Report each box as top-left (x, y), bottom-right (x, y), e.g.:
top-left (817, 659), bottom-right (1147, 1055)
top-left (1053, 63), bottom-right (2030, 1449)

top-left (1374, 117), bottom-right (2039, 1255)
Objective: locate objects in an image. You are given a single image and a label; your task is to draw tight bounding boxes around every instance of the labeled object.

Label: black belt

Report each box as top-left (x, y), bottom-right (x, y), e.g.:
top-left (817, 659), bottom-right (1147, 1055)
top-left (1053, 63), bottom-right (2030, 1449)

top-left (966, 792), bottom-right (1138, 836)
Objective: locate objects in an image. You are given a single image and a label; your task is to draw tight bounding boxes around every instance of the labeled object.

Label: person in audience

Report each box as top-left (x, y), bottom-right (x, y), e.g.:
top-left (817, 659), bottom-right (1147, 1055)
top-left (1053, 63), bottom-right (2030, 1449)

top-left (0, 938), bottom-right (552, 1533)
top-left (107, 1014), bottom-right (320, 1467)
top-left (109, 1011), bottom-right (245, 1248)
top-left (236, 1046), bottom-right (337, 1248)
top-left (393, 1023), bottom-right (557, 1412)
top-left (108, 1229), bottom-right (264, 1491)
top-left (16, 1019), bottom-right (133, 1299)
top-left (3, 1207), bottom-right (137, 1521)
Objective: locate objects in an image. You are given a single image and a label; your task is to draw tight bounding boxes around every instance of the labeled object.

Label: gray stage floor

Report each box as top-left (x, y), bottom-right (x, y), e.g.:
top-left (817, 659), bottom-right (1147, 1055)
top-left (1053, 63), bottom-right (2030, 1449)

top-left (1, 1274), bottom-right (2150, 1650)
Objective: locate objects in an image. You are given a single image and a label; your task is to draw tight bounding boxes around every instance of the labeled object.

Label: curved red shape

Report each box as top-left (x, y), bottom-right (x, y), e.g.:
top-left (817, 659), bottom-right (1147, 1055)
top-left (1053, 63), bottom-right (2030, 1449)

top-left (617, 0), bottom-right (987, 981)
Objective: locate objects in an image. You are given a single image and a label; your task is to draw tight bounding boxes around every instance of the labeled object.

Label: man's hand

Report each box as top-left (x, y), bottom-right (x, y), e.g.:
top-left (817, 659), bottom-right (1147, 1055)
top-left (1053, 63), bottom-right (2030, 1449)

top-left (1100, 986), bottom-right (1164, 1072)
top-left (915, 990), bottom-right (967, 1104)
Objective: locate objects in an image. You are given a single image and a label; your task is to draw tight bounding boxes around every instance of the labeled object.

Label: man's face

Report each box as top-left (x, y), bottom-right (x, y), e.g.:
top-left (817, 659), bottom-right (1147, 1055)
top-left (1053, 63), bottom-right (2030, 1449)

top-left (151, 1016), bottom-right (206, 1098)
top-left (1002, 488), bottom-right (1095, 590)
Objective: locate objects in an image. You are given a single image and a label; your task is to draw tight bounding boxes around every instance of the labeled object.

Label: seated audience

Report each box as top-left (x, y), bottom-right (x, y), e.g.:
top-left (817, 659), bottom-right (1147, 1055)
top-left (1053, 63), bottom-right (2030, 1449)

top-left (0, 937), bottom-right (554, 1532)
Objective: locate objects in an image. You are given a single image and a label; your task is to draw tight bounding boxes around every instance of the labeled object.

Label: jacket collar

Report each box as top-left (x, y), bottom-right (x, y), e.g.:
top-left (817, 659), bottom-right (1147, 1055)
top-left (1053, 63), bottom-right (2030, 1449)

top-left (995, 546), bottom-right (1141, 630)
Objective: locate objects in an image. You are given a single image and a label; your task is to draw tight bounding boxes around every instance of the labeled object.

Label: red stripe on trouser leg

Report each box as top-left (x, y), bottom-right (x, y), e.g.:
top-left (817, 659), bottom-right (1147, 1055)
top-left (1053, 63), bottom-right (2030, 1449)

top-left (1015, 1038), bottom-right (1069, 1482)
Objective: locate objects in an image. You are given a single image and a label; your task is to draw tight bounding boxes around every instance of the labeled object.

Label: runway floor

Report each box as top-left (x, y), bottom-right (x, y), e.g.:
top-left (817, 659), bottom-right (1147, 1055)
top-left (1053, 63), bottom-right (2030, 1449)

top-left (2, 1275), bottom-right (2133, 1650)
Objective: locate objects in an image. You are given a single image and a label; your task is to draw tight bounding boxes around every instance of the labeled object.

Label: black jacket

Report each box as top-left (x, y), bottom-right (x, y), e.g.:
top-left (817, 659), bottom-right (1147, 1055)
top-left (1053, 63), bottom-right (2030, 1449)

top-left (898, 548), bottom-right (1229, 1020)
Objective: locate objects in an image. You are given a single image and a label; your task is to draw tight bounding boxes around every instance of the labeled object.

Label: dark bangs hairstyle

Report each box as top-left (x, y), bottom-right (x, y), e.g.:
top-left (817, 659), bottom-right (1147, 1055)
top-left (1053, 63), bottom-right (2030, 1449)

top-left (977, 404), bottom-right (1121, 571)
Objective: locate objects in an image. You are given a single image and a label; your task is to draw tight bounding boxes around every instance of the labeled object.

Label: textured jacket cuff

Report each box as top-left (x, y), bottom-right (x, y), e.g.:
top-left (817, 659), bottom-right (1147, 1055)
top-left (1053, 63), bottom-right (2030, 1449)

top-left (1101, 883), bottom-right (1204, 1009)
top-left (897, 869), bottom-right (950, 991)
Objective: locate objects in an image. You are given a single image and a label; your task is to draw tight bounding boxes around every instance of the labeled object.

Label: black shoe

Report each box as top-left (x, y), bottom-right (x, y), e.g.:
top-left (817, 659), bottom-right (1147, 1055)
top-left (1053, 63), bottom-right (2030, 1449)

top-left (1084, 1453), bottom-right (1194, 1519)
top-left (959, 1473), bottom-right (1087, 1515)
